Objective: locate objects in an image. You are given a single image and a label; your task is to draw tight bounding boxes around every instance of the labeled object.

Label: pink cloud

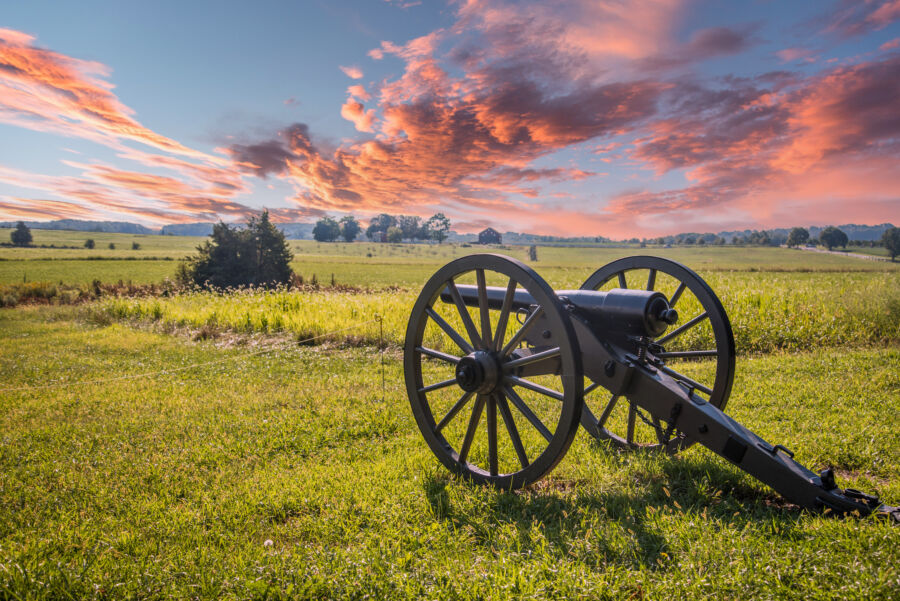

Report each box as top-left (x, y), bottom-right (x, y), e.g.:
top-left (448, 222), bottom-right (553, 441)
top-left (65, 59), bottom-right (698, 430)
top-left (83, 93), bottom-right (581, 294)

top-left (339, 65), bottom-right (364, 79)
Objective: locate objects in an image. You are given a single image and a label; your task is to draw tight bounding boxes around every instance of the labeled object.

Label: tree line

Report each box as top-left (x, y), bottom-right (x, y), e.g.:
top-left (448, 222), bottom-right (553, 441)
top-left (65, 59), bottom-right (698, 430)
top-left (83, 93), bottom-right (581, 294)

top-left (312, 213), bottom-right (451, 243)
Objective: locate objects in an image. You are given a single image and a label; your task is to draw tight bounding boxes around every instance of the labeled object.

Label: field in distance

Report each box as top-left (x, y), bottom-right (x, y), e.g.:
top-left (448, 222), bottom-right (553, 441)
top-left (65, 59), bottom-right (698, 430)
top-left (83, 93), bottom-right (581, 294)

top-left (0, 228), bottom-right (897, 286)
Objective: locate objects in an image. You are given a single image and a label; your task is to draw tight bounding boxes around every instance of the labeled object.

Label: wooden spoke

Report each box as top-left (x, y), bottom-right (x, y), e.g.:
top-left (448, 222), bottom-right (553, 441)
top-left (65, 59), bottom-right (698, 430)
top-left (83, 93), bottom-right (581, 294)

top-left (476, 269), bottom-right (493, 347)
top-left (418, 378), bottom-right (458, 394)
top-left (646, 268), bottom-right (657, 291)
top-left (486, 394), bottom-right (498, 476)
top-left (668, 282), bottom-right (687, 308)
top-left (496, 392), bottom-right (529, 469)
top-left (492, 278), bottom-right (518, 351)
top-left (507, 375), bottom-right (564, 401)
top-left (596, 394), bottom-right (619, 428)
top-left (654, 350), bottom-right (718, 359)
top-left (500, 306), bottom-right (544, 357)
top-left (458, 394), bottom-right (487, 464)
top-left (446, 280), bottom-right (484, 349)
top-left (435, 390), bottom-right (475, 432)
top-left (425, 307), bottom-right (474, 354)
top-left (655, 311), bottom-right (709, 346)
top-left (504, 385), bottom-right (553, 442)
top-left (657, 364), bottom-right (714, 396)
top-left (503, 347), bottom-right (561, 371)
top-left (617, 271), bottom-right (627, 288)
top-left (416, 346), bottom-right (461, 364)
top-left (584, 379), bottom-right (602, 396)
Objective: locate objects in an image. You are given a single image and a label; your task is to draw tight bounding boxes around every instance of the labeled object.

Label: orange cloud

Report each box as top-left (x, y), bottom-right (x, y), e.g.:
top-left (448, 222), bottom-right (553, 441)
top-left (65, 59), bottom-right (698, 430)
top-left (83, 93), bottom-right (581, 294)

top-left (340, 99), bottom-right (376, 132)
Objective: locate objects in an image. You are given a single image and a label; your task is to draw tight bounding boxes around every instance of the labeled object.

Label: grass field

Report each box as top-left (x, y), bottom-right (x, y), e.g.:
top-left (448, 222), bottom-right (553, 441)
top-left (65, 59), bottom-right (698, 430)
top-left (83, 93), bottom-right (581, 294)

top-left (0, 307), bottom-right (898, 599)
top-left (1, 229), bottom-right (897, 286)
top-left (1, 231), bottom-right (898, 599)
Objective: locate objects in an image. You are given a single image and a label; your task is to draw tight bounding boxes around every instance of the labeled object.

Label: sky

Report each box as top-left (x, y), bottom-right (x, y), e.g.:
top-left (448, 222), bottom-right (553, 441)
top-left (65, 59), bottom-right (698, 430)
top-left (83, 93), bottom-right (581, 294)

top-left (0, 0), bottom-right (898, 238)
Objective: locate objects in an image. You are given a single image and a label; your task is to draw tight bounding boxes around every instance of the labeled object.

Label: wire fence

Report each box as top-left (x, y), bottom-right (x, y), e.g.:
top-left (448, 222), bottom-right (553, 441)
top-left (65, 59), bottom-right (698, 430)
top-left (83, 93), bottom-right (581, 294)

top-left (0, 317), bottom-right (387, 396)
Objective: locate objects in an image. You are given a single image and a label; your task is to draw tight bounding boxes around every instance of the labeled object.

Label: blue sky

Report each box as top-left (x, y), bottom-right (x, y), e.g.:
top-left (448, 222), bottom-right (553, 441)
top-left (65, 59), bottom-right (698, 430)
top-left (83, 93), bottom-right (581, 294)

top-left (1, 0), bottom-right (898, 236)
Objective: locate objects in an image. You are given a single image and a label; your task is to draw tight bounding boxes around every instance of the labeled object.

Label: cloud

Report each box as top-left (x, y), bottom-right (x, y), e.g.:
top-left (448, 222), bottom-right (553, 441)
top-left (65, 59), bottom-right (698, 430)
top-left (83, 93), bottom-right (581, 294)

top-left (340, 99), bottom-right (376, 132)
top-left (0, 28), bottom-right (213, 160)
top-left (605, 54), bottom-right (900, 231)
top-left (822, 0), bottom-right (900, 37)
top-left (339, 65), bottom-right (364, 79)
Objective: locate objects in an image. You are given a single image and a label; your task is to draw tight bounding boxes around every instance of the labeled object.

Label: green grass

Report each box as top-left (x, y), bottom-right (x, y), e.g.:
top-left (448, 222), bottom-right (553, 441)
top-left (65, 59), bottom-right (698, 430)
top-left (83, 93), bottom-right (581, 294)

top-left (0, 307), bottom-right (898, 599)
top-left (96, 270), bottom-right (900, 354)
top-left (1, 230), bottom-right (897, 287)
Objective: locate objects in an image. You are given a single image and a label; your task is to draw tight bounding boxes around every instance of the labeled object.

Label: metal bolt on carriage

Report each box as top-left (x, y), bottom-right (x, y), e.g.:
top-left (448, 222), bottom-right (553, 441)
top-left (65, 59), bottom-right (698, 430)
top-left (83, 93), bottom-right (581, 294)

top-left (403, 254), bottom-right (899, 521)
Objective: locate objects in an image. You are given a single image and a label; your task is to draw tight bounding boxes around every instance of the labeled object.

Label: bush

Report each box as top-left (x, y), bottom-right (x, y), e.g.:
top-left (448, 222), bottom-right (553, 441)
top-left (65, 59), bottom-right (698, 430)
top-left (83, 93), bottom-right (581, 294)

top-left (132, 241), bottom-right (141, 250)
top-left (84, 239), bottom-right (95, 249)
top-left (178, 210), bottom-right (294, 288)
top-left (10, 222), bottom-right (32, 246)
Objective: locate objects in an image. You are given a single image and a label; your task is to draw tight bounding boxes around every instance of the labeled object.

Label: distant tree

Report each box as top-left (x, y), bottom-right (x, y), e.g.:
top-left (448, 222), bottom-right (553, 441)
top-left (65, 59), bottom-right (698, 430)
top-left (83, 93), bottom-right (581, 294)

top-left (179, 210), bottom-right (294, 288)
top-left (108, 242), bottom-right (116, 250)
top-left (10, 221), bottom-right (32, 246)
top-left (697, 237), bottom-right (706, 245)
top-left (397, 215), bottom-right (422, 240)
top-left (528, 245), bottom-right (538, 261)
top-left (132, 241), bottom-right (141, 250)
top-left (339, 215), bottom-right (361, 242)
top-left (714, 236), bottom-right (726, 245)
top-left (882, 227), bottom-right (900, 261)
top-left (386, 226), bottom-right (403, 243)
top-left (425, 213), bottom-right (451, 244)
top-left (313, 217), bottom-right (341, 242)
top-left (366, 214), bottom-right (397, 241)
top-left (820, 226), bottom-right (848, 251)
top-left (747, 230), bottom-right (770, 246)
top-left (84, 238), bottom-right (95, 249)
top-left (786, 227), bottom-right (809, 248)
top-left (683, 235), bottom-right (696, 245)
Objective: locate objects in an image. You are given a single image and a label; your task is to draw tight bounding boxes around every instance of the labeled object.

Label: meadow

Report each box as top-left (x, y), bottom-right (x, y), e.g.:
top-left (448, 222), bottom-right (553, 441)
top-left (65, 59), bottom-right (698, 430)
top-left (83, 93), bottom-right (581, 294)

top-left (0, 230), bottom-right (899, 599)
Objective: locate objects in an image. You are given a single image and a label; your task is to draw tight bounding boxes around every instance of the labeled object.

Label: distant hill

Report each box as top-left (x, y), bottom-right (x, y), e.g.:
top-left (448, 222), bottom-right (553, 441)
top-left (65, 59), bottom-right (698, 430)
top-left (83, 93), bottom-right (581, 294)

top-left (160, 222), bottom-right (317, 239)
top-left (0, 219), bottom-right (157, 234)
top-left (717, 223), bottom-right (894, 243)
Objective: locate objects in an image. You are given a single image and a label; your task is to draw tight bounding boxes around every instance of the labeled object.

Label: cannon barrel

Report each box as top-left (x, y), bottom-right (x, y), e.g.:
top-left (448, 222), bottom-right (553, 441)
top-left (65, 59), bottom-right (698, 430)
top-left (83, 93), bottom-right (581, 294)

top-left (440, 285), bottom-right (678, 338)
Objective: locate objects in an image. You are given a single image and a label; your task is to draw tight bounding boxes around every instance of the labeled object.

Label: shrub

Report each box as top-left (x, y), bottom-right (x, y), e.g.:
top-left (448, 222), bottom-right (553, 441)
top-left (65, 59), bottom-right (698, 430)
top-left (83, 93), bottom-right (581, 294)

top-left (178, 210), bottom-right (294, 289)
top-left (10, 222), bottom-right (32, 246)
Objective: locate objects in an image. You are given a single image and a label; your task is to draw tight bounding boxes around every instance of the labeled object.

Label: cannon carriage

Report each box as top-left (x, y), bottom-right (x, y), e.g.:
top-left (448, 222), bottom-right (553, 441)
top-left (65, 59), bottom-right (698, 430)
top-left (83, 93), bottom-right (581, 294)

top-left (404, 254), bottom-right (898, 520)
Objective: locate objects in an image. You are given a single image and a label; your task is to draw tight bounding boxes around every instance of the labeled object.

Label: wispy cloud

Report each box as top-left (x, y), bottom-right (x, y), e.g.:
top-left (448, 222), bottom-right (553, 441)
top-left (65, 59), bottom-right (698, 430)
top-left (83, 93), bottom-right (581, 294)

top-left (339, 65), bottom-right (364, 79)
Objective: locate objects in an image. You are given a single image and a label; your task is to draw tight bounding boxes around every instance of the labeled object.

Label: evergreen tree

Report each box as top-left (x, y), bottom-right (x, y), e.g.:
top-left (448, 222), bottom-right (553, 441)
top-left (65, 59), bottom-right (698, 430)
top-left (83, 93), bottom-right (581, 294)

top-left (10, 221), bottom-right (32, 246)
top-left (179, 210), bottom-right (293, 288)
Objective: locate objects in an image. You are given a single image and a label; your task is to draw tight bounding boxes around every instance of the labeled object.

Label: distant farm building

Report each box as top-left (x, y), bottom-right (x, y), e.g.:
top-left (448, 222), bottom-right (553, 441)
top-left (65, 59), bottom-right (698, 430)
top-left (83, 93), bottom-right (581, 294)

top-left (478, 228), bottom-right (502, 245)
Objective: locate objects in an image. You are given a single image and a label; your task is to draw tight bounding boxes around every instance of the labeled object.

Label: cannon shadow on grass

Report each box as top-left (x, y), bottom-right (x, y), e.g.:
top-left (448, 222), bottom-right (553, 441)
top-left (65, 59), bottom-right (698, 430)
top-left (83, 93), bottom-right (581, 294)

top-left (422, 449), bottom-right (804, 569)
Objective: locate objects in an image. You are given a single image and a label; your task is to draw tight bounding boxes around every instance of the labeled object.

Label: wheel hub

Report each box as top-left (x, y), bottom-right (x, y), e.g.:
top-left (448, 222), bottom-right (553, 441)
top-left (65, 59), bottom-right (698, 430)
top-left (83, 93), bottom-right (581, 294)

top-left (455, 351), bottom-right (501, 394)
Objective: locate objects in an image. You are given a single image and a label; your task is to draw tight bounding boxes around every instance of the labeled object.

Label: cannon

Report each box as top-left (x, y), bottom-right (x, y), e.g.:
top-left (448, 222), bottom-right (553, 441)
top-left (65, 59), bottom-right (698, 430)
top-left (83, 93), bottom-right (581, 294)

top-left (404, 254), bottom-right (899, 521)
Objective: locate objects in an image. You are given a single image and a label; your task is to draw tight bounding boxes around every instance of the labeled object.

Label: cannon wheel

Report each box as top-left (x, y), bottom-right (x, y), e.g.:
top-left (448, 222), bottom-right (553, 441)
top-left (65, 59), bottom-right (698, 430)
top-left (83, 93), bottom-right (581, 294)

top-left (405, 254), bottom-right (583, 489)
top-left (579, 256), bottom-right (735, 453)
